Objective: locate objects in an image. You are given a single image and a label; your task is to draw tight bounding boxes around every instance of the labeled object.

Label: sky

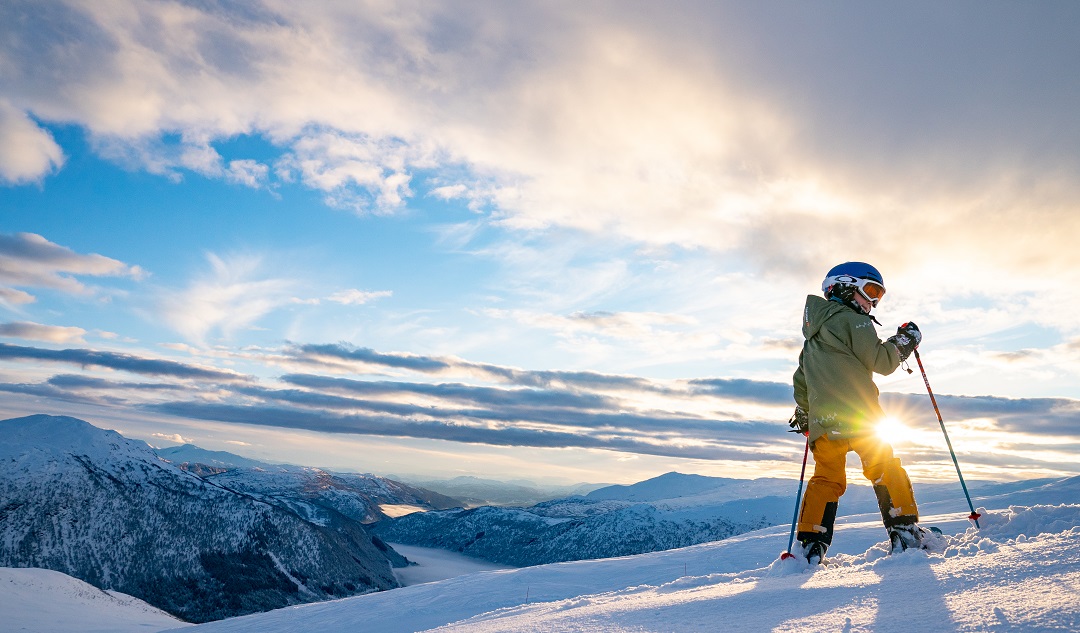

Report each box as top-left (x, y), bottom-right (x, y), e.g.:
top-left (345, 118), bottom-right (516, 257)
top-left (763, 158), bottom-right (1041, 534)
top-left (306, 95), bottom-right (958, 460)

top-left (2, 0), bottom-right (1080, 485)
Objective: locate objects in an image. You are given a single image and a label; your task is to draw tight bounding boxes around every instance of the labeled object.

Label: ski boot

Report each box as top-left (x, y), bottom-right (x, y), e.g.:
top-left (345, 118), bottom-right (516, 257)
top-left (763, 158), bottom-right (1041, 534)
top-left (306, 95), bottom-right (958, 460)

top-left (888, 523), bottom-right (928, 554)
top-left (801, 539), bottom-right (828, 565)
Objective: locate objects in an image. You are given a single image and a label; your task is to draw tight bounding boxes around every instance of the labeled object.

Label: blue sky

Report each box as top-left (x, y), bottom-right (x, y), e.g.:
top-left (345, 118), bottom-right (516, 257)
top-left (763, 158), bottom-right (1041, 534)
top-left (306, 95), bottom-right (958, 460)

top-left (2, 1), bottom-right (1079, 485)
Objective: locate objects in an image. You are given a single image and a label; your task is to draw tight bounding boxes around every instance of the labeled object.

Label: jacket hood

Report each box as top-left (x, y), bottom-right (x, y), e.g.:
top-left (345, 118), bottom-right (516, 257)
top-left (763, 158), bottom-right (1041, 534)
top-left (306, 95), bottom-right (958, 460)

top-left (802, 294), bottom-right (850, 341)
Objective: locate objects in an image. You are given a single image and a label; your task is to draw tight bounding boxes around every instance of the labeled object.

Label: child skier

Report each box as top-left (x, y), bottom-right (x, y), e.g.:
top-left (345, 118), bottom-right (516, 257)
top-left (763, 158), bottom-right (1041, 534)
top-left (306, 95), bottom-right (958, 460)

top-left (791, 261), bottom-right (925, 564)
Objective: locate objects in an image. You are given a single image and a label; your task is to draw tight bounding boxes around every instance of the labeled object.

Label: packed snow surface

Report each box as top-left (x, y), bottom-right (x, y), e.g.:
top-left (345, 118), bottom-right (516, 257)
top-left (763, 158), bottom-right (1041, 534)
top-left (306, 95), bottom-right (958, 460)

top-left (158, 502), bottom-right (1078, 633)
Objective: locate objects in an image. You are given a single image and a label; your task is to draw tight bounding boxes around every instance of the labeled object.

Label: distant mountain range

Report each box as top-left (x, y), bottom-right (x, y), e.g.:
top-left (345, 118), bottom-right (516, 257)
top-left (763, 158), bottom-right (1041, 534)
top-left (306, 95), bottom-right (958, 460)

top-left (372, 470), bottom-right (1062, 567)
top-left (394, 474), bottom-right (607, 507)
top-left (0, 415), bottom-right (449, 623)
top-left (371, 472), bottom-right (789, 566)
top-left (157, 444), bottom-right (461, 523)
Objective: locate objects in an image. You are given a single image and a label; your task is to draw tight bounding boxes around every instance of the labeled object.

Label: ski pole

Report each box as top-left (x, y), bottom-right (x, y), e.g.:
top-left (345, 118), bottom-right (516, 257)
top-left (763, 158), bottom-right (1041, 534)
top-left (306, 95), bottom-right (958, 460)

top-left (913, 349), bottom-right (982, 528)
top-left (781, 431), bottom-right (811, 560)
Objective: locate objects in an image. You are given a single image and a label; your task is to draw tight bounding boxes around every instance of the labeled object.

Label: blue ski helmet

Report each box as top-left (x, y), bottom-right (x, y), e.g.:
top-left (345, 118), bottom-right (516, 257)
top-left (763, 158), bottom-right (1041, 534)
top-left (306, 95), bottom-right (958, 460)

top-left (822, 262), bottom-right (886, 307)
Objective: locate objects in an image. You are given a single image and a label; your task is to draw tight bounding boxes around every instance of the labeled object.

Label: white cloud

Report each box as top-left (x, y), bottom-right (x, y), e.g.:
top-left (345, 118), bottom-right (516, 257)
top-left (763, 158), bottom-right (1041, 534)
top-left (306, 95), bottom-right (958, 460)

top-left (0, 232), bottom-right (144, 302)
top-left (0, 287), bottom-right (35, 307)
top-left (429, 184), bottom-right (468, 200)
top-left (327, 289), bottom-right (393, 305)
top-left (0, 99), bottom-right (64, 184)
top-left (160, 253), bottom-right (298, 345)
top-left (151, 432), bottom-right (192, 445)
top-left (275, 131), bottom-right (424, 214)
top-left (0, 321), bottom-right (87, 344)
top-left (226, 159), bottom-right (269, 188)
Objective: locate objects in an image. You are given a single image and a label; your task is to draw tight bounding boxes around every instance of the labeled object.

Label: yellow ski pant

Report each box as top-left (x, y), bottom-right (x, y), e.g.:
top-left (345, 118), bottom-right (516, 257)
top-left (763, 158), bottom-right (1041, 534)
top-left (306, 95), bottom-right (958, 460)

top-left (797, 434), bottom-right (919, 539)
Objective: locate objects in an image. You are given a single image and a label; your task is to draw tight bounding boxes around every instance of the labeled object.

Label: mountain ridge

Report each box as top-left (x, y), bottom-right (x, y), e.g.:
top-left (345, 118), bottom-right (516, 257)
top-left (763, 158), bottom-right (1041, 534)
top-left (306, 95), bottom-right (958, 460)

top-left (0, 414), bottom-right (402, 623)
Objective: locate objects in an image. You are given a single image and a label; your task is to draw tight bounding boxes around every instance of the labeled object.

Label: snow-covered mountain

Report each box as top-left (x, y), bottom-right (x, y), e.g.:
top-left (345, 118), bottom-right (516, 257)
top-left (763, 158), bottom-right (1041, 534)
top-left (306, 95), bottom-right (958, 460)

top-left (371, 482), bottom-right (776, 566)
top-left (157, 445), bottom-right (460, 523)
top-left (394, 474), bottom-right (605, 507)
top-left (370, 470), bottom-right (1053, 568)
top-left (155, 444), bottom-right (270, 473)
top-left (0, 415), bottom-right (402, 623)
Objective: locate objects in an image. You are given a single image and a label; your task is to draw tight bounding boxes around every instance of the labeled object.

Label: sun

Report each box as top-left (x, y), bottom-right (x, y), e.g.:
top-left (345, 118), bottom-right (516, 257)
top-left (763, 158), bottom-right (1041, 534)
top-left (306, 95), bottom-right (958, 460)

top-left (876, 416), bottom-right (910, 445)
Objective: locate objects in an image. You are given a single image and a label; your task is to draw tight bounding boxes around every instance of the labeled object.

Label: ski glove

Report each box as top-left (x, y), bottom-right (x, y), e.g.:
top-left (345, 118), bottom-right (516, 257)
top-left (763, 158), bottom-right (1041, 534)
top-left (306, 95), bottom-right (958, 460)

top-left (887, 321), bottom-right (921, 362)
top-left (788, 406), bottom-right (809, 435)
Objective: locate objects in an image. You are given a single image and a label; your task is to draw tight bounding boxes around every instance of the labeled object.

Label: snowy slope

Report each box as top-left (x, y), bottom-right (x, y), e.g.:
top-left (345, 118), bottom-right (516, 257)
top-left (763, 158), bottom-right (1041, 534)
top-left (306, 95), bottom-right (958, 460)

top-left (435, 505), bottom-right (1080, 633)
top-left (0, 567), bottom-right (190, 632)
top-left (167, 479), bottom-right (1080, 633)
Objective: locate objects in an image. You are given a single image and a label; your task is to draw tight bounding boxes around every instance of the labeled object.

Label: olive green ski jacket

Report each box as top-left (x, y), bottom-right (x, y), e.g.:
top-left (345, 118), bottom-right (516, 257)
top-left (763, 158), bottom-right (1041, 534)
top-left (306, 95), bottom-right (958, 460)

top-left (793, 295), bottom-right (901, 443)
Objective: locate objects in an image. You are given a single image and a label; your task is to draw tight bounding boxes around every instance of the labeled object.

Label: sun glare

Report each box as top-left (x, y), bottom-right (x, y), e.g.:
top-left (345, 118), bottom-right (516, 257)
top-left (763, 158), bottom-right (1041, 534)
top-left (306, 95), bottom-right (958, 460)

top-left (876, 416), bottom-right (910, 446)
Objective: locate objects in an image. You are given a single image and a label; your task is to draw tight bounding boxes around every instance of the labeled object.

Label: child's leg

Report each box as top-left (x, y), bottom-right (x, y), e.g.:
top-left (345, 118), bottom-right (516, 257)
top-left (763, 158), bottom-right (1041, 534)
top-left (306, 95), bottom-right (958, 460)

top-left (797, 436), bottom-right (849, 545)
top-left (850, 435), bottom-right (919, 527)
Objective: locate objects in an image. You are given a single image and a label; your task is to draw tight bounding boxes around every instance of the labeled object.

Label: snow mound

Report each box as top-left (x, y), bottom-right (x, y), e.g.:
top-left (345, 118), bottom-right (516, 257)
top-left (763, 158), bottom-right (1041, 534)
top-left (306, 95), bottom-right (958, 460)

top-left (0, 567), bottom-right (188, 633)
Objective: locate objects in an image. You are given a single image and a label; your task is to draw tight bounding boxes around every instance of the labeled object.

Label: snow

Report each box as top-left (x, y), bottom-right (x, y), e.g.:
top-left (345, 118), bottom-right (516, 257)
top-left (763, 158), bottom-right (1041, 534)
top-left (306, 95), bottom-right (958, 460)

top-left (6, 480), bottom-right (1079, 632)
top-left (157, 501), bottom-right (1078, 633)
top-left (0, 567), bottom-right (188, 632)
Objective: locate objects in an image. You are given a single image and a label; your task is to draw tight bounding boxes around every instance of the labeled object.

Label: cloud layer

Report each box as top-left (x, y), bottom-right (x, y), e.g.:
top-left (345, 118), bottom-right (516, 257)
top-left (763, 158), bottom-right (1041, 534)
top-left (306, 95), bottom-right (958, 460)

top-left (4, 1), bottom-right (1080, 280)
top-left (0, 340), bottom-right (1075, 479)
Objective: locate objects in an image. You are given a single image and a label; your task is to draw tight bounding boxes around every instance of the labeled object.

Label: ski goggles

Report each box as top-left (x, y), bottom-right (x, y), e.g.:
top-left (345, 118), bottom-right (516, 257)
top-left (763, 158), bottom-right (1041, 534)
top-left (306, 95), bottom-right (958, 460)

top-left (831, 275), bottom-right (886, 305)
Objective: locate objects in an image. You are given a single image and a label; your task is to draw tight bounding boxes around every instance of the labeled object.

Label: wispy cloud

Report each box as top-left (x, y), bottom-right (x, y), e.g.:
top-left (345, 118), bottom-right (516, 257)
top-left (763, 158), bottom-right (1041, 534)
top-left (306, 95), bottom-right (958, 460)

top-left (160, 253), bottom-right (297, 344)
top-left (687, 378), bottom-right (793, 406)
top-left (0, 342), bottom-right (247, 382)
top-left (46, 374), bottom-right (186, 392)
top-left (0, 232), bottom-right (144, 303)
top-left (289, 342), bottom-right (452, 373)
top-left (0, 287), bottom-right (35, 308)
top-left (326, 289), bottom-right (393, 305)
top-left (0, 321), bottom-right (86, 344)
top-left (145, 400), bottom-right (783, 463)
